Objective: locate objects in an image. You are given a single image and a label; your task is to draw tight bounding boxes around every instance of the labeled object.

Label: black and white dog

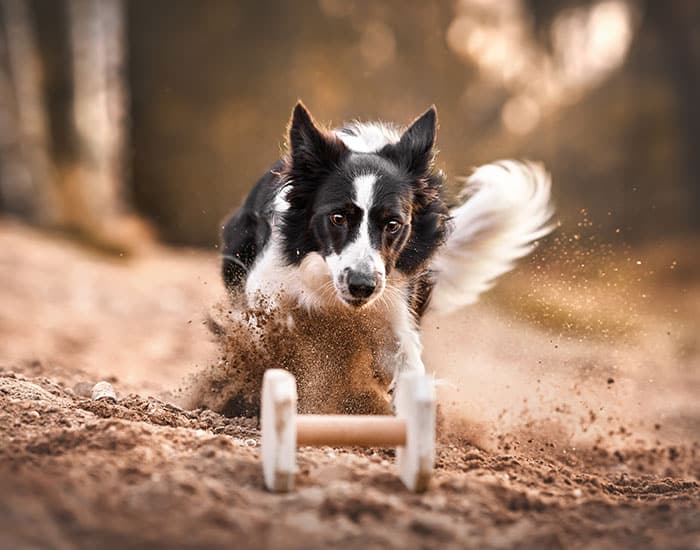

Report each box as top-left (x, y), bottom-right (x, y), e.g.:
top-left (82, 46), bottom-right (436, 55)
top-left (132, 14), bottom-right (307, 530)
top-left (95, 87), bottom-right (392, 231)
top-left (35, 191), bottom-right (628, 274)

top-left (221, 102), bottom-right (554, 394)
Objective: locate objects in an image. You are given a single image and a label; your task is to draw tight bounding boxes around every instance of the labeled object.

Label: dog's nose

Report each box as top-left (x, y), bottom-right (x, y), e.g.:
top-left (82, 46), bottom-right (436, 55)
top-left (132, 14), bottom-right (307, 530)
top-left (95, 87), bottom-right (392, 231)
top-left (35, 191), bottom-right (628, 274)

top-left (347, 271), bottom-right (376, 299)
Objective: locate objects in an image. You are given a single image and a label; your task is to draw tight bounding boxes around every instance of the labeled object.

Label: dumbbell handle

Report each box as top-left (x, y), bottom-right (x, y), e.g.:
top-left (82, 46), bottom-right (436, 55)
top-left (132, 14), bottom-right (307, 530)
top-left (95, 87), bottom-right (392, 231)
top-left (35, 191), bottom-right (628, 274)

top-left (296, 415), bottom-right (407, 447)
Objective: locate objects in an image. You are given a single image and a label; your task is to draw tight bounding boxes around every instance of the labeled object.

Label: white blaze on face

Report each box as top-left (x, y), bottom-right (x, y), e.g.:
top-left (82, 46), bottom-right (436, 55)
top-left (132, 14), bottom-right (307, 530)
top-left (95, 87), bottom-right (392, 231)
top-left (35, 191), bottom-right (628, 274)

top-left (326, 173), bottom-right (386, 303)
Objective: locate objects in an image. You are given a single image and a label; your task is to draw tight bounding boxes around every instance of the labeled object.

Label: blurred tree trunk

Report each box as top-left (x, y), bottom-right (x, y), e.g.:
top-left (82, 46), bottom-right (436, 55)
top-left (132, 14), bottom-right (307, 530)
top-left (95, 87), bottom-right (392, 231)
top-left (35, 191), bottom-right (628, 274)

top-left (65, 0), bottom-right (134, 241)
top-left (0, 0), bottom-right (58, 224)
top-left (646, 0), bottom-right (700, 226)
top-left (0, 0), bottom-right (144, 252)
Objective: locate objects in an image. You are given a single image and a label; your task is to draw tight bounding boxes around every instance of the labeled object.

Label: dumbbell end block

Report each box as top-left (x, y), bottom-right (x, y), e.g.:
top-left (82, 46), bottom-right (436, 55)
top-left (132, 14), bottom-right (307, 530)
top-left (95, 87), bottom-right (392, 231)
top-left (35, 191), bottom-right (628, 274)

top-left (396, 372), bottom-right (436, 493)
top-left (261, 369), bottom-right (298, 492)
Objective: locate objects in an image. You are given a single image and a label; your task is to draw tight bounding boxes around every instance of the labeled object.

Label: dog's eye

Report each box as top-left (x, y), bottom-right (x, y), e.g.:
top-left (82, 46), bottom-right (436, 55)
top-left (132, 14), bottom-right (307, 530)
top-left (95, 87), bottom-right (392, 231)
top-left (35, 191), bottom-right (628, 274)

top-left (385, 220), bottom-right (402, 234)
top-left (330, 213), bottom-right (347, 226)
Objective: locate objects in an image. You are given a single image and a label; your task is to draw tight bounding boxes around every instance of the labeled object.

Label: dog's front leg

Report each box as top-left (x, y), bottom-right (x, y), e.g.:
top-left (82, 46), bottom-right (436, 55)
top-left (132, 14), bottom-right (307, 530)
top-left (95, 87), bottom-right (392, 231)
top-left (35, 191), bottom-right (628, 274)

top-left (386, 301), bottom-right (425, 403)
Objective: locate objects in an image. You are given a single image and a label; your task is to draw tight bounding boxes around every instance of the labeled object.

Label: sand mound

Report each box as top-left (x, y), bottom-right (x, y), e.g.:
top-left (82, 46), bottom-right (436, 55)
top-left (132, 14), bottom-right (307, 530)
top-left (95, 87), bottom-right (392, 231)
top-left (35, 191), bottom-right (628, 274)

top-left (178, 296), bottom-right (396, 416)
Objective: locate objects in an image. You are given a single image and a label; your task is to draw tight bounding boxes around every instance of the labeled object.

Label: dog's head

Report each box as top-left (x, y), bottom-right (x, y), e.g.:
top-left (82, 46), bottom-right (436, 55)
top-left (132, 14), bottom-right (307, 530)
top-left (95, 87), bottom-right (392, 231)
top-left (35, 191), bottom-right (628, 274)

top-left (281, 102), bottom-right (449, 308)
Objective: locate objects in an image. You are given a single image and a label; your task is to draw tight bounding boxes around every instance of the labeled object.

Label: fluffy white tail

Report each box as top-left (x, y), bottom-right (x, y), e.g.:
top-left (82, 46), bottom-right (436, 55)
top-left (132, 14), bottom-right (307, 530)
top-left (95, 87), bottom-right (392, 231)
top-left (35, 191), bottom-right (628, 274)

top-left (429, 160), bottom-right (555, 315)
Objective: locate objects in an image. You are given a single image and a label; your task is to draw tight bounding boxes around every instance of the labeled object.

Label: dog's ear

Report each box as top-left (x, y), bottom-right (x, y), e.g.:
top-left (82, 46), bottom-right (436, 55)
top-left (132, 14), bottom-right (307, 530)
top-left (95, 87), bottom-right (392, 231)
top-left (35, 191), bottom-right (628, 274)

top-left (383, 106), bottom-right (437, 177)
top-left (288, 102), bottom-right (346, 176)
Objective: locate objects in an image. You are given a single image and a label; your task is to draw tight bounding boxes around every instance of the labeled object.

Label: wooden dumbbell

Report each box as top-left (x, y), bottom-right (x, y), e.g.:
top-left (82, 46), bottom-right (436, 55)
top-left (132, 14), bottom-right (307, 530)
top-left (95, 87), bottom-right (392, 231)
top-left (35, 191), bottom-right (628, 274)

top-left (261, 369), bottom-right (436, 493)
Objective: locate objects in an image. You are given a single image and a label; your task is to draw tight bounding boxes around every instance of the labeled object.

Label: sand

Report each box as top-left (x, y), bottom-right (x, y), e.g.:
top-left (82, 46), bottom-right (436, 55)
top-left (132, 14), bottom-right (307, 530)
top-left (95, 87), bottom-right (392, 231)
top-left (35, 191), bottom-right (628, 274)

top-left (0, 220), bottom-right (698, 549)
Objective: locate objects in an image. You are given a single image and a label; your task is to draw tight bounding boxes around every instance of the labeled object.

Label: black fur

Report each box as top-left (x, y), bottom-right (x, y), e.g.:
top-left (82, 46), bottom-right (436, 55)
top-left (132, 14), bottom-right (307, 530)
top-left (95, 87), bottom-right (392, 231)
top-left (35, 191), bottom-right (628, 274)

top-left (281, 104), bottom-right (351, 263)
top-left (221, 160), bottom-right (281, 290)
top-left (378, 107), bottom-right (450, 276)
top-left (392, 171), bottom-right (450, 276)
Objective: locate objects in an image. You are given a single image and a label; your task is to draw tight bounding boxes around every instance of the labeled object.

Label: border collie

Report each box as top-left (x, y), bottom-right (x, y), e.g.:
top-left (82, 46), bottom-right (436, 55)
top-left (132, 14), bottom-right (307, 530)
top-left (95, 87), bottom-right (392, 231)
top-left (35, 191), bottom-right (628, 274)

top-left (221, 102), bottom-right (554, 397)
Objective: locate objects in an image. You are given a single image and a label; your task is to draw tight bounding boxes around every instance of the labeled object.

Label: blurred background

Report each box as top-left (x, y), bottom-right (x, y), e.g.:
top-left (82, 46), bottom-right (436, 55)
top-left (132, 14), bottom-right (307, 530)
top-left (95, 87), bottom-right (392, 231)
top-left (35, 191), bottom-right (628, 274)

top-left (0, 0), bottom-right (698, 249)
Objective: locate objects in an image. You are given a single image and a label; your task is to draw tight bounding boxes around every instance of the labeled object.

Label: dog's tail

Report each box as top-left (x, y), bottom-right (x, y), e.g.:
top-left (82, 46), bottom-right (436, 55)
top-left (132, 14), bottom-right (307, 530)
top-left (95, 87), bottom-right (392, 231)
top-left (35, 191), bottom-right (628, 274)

top-left (428, 160), bottom-right (555, 315)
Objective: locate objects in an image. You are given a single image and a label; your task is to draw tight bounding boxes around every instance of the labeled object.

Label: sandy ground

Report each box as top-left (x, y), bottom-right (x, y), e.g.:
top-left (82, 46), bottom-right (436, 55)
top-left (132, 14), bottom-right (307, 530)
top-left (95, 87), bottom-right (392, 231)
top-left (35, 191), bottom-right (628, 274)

top-left (0, 219), bottom-right (699, 549)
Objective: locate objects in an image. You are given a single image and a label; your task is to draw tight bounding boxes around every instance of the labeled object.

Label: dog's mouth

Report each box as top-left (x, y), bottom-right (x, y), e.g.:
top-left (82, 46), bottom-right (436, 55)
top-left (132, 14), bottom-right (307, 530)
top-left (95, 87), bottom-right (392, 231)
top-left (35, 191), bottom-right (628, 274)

top-left (339, 295), bottom-right (373, 308)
